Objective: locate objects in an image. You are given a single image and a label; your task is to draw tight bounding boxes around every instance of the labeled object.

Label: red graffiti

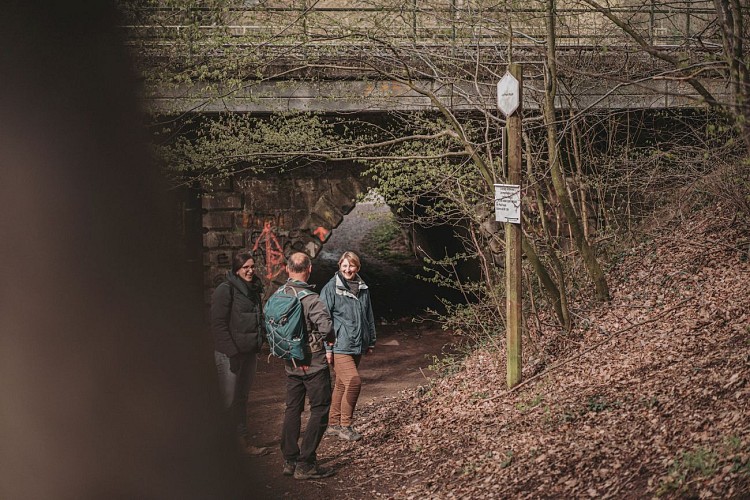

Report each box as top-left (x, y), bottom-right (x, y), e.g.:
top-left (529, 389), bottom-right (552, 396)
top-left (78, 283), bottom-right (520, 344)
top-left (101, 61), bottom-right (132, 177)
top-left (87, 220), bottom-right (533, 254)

top-left (252, 221), bottom-right (286, 280)
top-left (313, 226), bottom-right (330, 242)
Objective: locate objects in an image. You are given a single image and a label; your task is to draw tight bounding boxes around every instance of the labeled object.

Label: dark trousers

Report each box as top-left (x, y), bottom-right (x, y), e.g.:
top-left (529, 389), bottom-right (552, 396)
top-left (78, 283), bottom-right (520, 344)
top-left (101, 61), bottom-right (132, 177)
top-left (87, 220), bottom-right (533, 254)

top-left (281, 368), bottom-right (332, 465)
top-left (215, 351), bottom-right (257, 438)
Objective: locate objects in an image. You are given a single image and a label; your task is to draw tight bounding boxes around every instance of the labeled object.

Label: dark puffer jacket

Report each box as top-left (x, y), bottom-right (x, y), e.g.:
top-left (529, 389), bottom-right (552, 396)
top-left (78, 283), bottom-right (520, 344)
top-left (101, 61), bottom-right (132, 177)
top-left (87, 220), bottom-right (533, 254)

top-left (211, 272), bottom-right (265, 357)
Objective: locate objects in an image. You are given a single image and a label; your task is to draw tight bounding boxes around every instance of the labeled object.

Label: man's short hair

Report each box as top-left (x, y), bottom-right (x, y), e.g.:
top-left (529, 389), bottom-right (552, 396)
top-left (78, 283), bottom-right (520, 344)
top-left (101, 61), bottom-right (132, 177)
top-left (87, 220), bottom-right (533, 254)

top-left (287, 252), bottom-right (311, 273)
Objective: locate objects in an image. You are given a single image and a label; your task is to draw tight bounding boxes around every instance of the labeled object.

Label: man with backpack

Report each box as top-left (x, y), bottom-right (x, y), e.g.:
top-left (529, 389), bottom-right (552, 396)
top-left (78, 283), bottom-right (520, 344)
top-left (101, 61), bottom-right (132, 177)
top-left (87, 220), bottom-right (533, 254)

top-left (271, 252), bottom-right (336, 480)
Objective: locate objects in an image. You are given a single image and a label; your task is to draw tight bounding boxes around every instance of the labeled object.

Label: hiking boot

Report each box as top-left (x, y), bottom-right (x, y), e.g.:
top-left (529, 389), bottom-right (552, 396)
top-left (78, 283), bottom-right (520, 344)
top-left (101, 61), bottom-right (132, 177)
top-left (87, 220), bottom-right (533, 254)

top-left (338, 426), bottom-right (362, 442)
top-left (282, 460), bottom-right (296, 476)
top-left (324, 425), bottom-right (343, 438)
top-left (293, 461), bottom-right (335, 480)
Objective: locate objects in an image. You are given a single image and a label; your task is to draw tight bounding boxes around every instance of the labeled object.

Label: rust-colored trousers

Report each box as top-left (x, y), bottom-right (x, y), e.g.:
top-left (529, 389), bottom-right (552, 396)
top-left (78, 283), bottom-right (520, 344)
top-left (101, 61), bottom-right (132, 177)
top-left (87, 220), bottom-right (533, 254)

top-left (330, 353), bottom-right (362, 427)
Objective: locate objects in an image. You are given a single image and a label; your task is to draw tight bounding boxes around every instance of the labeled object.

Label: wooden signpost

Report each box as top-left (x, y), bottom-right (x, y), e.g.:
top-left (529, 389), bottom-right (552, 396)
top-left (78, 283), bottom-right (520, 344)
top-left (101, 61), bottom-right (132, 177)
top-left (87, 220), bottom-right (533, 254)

top-left (496, 63), bottom-right (523, 388)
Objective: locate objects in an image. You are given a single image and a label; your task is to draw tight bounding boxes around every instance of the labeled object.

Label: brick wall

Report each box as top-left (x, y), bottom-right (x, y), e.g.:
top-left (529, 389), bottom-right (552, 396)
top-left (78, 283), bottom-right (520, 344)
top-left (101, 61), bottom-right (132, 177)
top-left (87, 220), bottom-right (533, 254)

top-left (202, 167), bottom-right (367, 300)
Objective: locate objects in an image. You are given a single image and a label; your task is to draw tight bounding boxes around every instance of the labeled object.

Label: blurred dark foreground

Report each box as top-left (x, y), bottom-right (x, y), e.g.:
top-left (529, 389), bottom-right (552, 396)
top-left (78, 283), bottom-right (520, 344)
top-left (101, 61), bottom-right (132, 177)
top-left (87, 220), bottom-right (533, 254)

top-left (0, 3), bottom-right (245, 498)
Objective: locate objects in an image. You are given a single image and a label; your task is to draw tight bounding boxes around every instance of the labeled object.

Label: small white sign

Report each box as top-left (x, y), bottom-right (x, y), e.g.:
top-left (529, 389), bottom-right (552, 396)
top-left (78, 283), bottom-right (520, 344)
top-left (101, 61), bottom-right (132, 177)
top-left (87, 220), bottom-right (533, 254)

top-left (494, 184), bottom-right (521, 223)
top-left (497, 72), bottom-right (520, 116)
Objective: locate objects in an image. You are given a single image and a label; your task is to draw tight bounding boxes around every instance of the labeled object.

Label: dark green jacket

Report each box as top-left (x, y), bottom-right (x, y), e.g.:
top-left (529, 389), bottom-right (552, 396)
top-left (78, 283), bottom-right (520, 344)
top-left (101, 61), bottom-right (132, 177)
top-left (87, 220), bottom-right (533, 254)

top-left (211, 272), bottom-right (264, 357)
top-left (321, 273), bottom-right (376, 355)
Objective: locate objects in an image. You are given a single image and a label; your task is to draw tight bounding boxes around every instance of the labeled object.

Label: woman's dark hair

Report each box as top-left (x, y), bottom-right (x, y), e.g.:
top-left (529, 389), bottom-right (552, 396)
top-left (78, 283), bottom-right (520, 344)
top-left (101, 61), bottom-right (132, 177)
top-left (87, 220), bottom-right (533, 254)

top-left (231, 251), bottom-right (255, 273)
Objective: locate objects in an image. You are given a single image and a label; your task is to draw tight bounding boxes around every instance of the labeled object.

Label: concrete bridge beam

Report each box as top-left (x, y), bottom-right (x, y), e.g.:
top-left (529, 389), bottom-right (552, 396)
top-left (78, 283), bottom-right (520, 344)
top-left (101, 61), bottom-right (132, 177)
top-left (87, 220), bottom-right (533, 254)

top-left (150, 79), bottom-right (729, 114)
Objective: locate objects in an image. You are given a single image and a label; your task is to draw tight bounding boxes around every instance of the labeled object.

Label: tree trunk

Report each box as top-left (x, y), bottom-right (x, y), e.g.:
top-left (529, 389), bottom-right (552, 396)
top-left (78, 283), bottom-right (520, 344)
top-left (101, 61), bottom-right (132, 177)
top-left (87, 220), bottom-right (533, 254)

top-left (544, 0), bottom-right (610, 301)
top-left (524, 132), bottom-right (571, 330)
top-left (568, 110), bottom-right (590, 241)
top-left (521, 232), bottom-right (566, 326)
top-left (712, 0), bottom-right (750, 153)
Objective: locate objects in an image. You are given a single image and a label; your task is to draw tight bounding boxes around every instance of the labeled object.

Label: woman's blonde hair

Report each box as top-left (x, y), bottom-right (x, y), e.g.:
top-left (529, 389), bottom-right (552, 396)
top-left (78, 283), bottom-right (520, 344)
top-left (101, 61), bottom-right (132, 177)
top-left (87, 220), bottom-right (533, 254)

top-left (338, 251), bottom-right (361, 269)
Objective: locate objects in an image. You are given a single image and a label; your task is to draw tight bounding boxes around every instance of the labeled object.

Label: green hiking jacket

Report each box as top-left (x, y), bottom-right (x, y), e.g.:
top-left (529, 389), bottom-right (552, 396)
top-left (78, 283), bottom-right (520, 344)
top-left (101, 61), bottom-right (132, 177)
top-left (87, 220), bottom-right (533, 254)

top-left (321, 273), bottom-right (376, 355)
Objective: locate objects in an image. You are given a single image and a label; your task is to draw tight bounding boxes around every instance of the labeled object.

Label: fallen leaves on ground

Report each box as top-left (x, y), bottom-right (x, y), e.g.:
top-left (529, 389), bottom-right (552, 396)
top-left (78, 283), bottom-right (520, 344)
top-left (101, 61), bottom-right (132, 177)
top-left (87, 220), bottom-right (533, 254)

top-left (323, 205), bottom-right (750, 499)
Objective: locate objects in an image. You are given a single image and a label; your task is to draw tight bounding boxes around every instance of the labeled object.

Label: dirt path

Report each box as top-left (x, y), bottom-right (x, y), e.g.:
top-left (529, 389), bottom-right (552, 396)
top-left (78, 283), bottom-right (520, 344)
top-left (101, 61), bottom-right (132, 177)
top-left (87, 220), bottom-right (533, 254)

top-left (234, 199), bottom-right (456, 497)
top-left (240, 321), bottom-right (453, 499)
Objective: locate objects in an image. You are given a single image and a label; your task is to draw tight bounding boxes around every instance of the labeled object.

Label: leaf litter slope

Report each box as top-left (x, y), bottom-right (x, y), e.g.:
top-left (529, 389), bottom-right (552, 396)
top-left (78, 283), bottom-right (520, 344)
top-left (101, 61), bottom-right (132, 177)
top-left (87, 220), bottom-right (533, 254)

top-left (331, 205), bottom-right (750, 499)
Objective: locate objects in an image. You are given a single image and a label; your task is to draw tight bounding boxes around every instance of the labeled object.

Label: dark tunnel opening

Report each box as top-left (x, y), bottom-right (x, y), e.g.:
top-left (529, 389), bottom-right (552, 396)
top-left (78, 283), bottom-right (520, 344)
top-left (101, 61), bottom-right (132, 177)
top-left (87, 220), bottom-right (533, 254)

top-left (309, 191), bottom-right (467, 322)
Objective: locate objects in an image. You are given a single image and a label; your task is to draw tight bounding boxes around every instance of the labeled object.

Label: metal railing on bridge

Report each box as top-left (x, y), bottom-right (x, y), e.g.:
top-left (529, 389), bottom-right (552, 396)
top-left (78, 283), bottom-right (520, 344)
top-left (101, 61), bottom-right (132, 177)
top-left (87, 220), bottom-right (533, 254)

top-left (123, 2), bottom-right (726, 114)
top-left (122, 1), bottom-right (720, 50)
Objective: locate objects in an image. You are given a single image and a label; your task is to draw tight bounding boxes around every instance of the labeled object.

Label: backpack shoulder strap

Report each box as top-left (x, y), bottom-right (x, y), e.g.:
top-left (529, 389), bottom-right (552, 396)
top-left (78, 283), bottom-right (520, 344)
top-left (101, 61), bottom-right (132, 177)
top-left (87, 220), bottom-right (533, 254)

top-left (277, 284), bottom-right (313, 300)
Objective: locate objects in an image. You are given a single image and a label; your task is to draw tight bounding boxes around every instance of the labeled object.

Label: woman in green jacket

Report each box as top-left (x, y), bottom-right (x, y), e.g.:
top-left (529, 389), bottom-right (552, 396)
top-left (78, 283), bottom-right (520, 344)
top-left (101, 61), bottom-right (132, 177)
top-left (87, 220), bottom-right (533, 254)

top-left (321, 251), bottom-right (376, 441)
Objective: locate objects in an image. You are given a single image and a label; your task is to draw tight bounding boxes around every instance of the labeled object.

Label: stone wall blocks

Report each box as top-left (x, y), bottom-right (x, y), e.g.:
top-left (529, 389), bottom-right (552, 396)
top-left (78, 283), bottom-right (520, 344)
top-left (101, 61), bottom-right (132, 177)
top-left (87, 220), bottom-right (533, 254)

top-left (203, 231), bottom-right (244, 248)
top-left (202, 193), bottom-right (242, 210)
top-left (244, 212), bottom-right (281, 232)
top-left (303, 239), bottom-right (322, 259)
top-left (330, 186), bottom-right (359, 215)
top-left (245, 186), bottom-right (293, 212)
top-left (331, 178), bottom-right (359, 198)
top-left (311, 196), bottom-right (344, 228)
top-left (202, 211), bottom-right (235, 229)
top-left (201, 177), bottom-right (233, 192)
top-left (200, 170), bottom-right (370, 299)
top-left (282, 210), bottom-right (310, 233)
top-left (205, 249), bottom-right (234, 267)
top-left (303, 212), bottom-right (331, 233)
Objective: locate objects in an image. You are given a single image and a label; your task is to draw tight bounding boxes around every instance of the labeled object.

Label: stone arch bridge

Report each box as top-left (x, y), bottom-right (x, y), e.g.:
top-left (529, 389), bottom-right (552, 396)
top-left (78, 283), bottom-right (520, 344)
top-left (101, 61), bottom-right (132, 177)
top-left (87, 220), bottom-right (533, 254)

top-left (184, 78), bottom-right (728, 298)
top-left (200, 163), bottom-right (373, 296)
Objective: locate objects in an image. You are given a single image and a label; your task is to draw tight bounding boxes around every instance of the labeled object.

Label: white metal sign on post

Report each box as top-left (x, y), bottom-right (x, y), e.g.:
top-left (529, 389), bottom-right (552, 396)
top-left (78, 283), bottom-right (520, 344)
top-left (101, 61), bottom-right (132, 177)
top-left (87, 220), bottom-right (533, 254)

top-left (497, 72), bottom-right (520, 117)
top-left (494, 183), bottom-right (521, 224)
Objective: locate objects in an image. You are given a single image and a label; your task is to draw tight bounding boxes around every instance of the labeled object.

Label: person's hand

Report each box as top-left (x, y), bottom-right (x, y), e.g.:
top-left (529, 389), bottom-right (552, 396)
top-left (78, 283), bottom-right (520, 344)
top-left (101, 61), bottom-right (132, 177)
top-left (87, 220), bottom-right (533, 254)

top-left (366, 347), bottom-right (374, 355)
top-left (229, 354), bottom-right (243, 373)
top-left (259, 340), bottom-right (270, 355)
top-left (326, 351), bottom-right (334, 366)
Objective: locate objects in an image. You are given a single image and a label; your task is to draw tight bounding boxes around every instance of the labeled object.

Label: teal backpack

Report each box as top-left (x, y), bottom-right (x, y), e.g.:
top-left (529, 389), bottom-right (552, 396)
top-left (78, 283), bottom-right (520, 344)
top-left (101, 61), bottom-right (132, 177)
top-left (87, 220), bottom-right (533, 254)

top-left (263, 285), bottom-right (313, 364)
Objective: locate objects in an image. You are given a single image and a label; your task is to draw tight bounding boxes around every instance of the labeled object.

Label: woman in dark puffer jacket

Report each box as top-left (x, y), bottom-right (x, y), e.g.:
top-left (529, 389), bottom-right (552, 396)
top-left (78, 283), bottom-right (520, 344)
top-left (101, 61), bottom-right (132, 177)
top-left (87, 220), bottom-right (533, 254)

top-left (211, 251), bottom-right (268, 455)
